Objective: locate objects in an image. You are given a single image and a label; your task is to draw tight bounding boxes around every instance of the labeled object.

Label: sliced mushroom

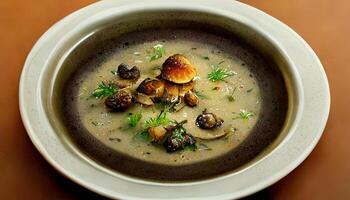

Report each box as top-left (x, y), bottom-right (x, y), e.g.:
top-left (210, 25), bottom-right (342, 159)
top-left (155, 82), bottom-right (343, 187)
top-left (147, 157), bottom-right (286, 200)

top-left (105, 89), bottom-right (133, 112)
top-left (184, 91), bottom-right (198, 107)
top-left (117, 63), bottom-right (140, 80)
top-left (161, 54), bottom-right (197, 84)
top-left (190, 130), bottom-right (227, 140)
top-left (136, 78), bottom-right (164, 97)
top-left (148, 126), bottom-right (167, 143)
top-left (136, 93), bottom-right (154, 106)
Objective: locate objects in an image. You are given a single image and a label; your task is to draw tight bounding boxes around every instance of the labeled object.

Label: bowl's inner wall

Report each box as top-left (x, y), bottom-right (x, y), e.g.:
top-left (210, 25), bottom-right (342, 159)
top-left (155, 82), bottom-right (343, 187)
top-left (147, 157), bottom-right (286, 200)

top-left (49, 10), bottom-right (295, 182)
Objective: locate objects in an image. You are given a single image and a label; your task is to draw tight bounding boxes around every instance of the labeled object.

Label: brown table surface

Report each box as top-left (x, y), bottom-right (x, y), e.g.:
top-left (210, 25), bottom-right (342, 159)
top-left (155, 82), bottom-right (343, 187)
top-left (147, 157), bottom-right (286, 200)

top-left (0, 0), bottom-right (349, 199)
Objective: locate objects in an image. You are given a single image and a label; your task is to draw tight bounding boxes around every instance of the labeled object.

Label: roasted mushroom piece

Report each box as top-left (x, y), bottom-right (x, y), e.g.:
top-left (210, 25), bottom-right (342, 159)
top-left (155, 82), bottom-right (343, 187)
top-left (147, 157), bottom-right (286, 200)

top-left (196, 109), bottom-right (224, 129)
top-left (105, 89), bottom-right (133, 112)
top-left (117, 63), bottom-right (140, 80)
top-left (161, 54), bottom-right (197, 84)
top-left (163, 121), bottom-right (196, 153)
top-left (162, 81), bottom-right (180, 103)
top-left (136, 93), bottom-right (154, 106)
top-left (112, 79), bottom-right (132, 89)
top-left (136, 78), bottom-right (165, 97)
top-left (148, 126), bottom-right (167, 143)
top-left (184, 91), bottom-right (198, 107)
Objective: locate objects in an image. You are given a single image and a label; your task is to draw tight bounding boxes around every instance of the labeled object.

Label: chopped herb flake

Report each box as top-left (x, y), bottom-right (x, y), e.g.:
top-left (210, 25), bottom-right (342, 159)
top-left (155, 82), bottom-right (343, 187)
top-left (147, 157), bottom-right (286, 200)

top-left (134, 130), bottom-right (152, 142)
top-left (148, 44), bottom-right (165, 61)
top-left (202, 56), bottom-right (210, 60)
top-left (227, 87), bottom-right (237, 102)
top-left (198, 143), bottom-right (212, 151)
top-left (234, 109), bottom-right (253, 120)
top-left (91, 121), bottom-right (104, 126)
top-left (184, 143), bottom-right (197, 151)
top-left (194, 90), bottom-right (210, 100)
top-left (127, 111), bottom-right (142, 127)
top-left (247, 88), bottom-right (253, 93)
top-left (110, 70), bottom-right (118, 75)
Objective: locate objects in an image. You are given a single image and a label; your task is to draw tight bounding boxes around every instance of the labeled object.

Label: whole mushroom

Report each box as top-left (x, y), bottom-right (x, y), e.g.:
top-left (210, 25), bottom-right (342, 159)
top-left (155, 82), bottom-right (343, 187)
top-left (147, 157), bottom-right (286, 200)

top-left (117, 63), bottom-right (140, 80)
top-left (196, 109), bottom-right (224, 129)
top-left (184, 91), bottom-right (198, 107)
top-left (161, 54), bottom-right (197, 84)
top-left (105, 89), bottom-right (133, 112)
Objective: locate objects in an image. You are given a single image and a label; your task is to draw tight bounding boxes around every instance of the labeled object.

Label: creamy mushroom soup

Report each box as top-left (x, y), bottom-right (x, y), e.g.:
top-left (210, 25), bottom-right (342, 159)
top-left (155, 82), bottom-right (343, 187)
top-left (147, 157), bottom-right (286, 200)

top-left (61, 28), bottom-right (288, 181)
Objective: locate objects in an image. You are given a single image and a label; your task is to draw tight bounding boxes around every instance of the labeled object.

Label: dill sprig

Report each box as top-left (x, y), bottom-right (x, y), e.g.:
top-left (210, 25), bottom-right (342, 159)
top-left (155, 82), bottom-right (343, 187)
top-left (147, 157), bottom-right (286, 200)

top-left (143, 107), bottom-right (173, 129)
top-left (233, 109), bottom-right (254, 120)
top-left (208, 61), bottom-right (237, 82)
top-left (148, 44), bottom-right (165, 61)
top-left (127, 111), bottom-right (142, 127)
top-left (227, 87), bottom-right (237, 102)
top-left (91, 82), bottom-right (118, 100)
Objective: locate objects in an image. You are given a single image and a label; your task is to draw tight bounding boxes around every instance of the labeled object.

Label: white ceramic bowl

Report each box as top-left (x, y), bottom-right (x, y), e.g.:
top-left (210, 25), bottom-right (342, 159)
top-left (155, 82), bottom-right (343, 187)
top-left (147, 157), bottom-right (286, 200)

top-left (19, 0), bottom-right (330, 199)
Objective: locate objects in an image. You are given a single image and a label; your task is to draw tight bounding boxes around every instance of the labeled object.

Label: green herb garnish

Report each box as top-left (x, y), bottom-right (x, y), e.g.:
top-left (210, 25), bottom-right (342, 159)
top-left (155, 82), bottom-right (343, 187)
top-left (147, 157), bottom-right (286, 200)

top-left (151, 65), bottom-right (162, 71)
top-left (127, 111), bottom-right (142, 127)
top-left (91, 82), bottom-right (118, 100)
top-left (194, 90), bottom-right (210, 100)
top-left (247, 88), bottom-right (253, 93)
top-left (133, 130), bottom-right (152, 142)
top-left (202, 56), bottom-right (210, 60)
top-left (148, 44), bottom-right (165, 61)
top-left (91, 121), bottom-right (103, 126)
top-left (198, 143), bottom-right (212, 151)
top-left (227, 87), bottom-right (237, 102)
top-left (191, 47), bottom-right (197, 50)
top-left (143, 107), bottom-right (172, 129)
top-left (184, 144), bottom-right (197, 151)
top-left (234, 109), bottom-right (253, 120)
top-left (110, 70), bottom-right (118, 75)
top-left (207, 61), bottom-right (237, 82)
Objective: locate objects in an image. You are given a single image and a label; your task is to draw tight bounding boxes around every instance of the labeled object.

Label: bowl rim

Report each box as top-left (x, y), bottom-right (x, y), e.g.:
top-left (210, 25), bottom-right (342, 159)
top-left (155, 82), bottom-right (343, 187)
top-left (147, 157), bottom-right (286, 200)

top-left (42, 2), bottom-right (304, 187)
top-left (19, 0), bottom-right (330, 199)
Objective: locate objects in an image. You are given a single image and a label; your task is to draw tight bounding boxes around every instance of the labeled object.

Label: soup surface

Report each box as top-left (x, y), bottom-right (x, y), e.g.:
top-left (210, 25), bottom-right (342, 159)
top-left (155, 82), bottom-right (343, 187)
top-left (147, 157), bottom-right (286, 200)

top-left (62, 28), bottom-right (288, 181)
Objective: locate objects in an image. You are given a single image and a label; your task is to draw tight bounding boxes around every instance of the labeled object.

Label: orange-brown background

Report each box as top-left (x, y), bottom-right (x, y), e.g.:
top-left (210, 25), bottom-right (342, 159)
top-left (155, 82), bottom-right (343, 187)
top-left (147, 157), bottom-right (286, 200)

top-left (0, 0), bottom-right (349, 199)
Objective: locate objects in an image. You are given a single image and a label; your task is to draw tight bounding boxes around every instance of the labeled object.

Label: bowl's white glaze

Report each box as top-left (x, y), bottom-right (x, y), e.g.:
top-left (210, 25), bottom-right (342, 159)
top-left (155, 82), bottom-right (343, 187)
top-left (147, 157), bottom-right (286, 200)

top-left (19, 0), bottom-right (330, 199)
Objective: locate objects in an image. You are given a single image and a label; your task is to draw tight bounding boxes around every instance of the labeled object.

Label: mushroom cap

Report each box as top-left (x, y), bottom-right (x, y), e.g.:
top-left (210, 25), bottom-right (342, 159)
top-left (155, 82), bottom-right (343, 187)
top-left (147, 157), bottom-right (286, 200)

top-left (136, 78), bottom-right (165, 97)
top-left (161, 54), bottom-right (197, 84)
